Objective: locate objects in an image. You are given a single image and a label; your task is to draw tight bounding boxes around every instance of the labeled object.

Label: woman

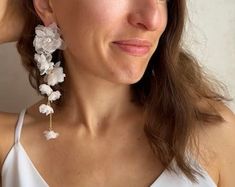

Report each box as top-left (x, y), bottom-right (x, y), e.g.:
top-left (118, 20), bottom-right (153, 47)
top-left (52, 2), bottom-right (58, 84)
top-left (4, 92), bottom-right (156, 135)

top-left (0, 0), bottom-right (235, 186)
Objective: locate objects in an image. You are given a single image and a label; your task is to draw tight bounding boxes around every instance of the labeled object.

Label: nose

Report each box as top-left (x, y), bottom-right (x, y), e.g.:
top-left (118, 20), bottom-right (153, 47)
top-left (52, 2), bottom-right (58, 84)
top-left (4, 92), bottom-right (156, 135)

top-left (127, 0), bottom-right (163, 31)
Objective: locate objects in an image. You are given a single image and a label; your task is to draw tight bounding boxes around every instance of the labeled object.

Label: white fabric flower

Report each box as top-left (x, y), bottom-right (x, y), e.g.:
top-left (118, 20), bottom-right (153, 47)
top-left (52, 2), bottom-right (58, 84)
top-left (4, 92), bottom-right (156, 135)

top-left (34, 53), bottom-right (54, 75)
top-left (43, 130), bottom-right (59, 140)
top-left (48, 91), bottom-right (61, 102)
top-left (39, 104), bottom-right (54, 115)
top-left (45, 62), bottom-right (66, 86)
top-left (39, 84), bottom-right (53, 96)
top-left (33, 23), bottom-right (65, 140)
top-left (33, 23), bottom-right (64, 54)
top-left (34, 53), bottom-right (52, 63)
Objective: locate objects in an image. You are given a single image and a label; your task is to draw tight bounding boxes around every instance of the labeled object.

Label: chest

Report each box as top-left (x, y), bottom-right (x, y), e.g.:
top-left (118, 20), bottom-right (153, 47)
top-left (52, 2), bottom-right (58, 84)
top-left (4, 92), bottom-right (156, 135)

top-left (21, 133), bottom-right (165, 187)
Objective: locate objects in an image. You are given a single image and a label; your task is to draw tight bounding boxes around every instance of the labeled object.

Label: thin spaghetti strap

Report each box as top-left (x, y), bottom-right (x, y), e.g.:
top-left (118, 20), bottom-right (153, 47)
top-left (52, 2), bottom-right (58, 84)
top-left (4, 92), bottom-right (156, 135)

top-left (15, 108), bottom-right (27, 143)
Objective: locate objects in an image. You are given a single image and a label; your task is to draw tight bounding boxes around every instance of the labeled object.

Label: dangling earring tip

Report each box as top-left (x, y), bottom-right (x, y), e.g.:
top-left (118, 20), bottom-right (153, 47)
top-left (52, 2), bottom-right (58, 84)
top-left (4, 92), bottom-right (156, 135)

top-left (43, 130), bottom-right (59, 140)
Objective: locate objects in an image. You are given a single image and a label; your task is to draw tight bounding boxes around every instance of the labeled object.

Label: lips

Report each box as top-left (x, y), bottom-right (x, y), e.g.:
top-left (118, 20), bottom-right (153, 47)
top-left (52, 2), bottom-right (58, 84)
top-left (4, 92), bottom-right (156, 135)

top-left (112, 39), bottom-right (152, 56)
top-left (112, 39), bottom-right (152, 47)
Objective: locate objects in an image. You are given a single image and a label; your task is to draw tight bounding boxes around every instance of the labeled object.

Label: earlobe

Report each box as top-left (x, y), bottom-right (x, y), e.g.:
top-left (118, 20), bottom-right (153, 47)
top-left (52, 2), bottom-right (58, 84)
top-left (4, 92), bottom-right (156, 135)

top-left (33, 0), bottom-right (56, 26)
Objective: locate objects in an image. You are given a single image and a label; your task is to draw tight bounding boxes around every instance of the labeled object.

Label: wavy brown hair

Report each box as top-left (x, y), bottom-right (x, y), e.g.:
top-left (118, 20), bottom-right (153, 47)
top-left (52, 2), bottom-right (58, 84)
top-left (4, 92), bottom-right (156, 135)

top-left (17, 0), bottom-right (231, 183)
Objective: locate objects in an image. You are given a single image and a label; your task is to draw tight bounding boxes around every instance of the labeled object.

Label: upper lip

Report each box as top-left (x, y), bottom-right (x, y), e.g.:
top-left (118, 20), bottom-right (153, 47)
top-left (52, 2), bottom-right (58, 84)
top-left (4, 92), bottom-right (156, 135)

top-left (113, 39), bottom-right (152, 47)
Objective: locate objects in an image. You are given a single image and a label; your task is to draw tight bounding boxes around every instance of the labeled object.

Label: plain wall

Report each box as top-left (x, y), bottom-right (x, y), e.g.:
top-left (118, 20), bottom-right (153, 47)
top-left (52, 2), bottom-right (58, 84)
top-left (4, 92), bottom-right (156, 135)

top-left (184, 0), bottom-right (235, 112)
top-left (0, 0), bottom-right (235, 113)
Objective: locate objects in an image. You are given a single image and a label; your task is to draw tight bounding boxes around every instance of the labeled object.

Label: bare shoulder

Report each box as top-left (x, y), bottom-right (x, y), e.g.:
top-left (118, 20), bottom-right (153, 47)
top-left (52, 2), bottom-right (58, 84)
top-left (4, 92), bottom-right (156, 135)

top-left (196, 101), bottom-right (235, 187)
top-left (212, 102), bottom-right (235, 187)
top-left (0, 111), bottom-right (19, 169)
top-left (0, 99), bottom-right (48, 165)
top-left (0, 110), bottom-right (19, 141)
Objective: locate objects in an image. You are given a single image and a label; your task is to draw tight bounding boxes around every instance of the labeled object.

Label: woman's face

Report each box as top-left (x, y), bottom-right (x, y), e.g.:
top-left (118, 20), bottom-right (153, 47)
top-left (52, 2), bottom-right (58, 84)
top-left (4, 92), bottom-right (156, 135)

top-left (50, 0), bottom-right (168, 84)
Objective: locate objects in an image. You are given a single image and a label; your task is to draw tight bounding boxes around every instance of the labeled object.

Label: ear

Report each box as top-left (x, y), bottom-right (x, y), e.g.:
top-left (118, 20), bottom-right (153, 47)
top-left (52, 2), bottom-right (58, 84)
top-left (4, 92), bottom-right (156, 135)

top-left (33, 0), bottom-right (56, 26)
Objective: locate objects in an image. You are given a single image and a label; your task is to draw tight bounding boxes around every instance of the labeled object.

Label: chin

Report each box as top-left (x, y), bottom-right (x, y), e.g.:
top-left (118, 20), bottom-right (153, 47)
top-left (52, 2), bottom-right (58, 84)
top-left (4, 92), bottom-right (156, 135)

top-left (106, 62), bottom-right (148, 85)
top-left (112, 71), bottom-right (145, 85)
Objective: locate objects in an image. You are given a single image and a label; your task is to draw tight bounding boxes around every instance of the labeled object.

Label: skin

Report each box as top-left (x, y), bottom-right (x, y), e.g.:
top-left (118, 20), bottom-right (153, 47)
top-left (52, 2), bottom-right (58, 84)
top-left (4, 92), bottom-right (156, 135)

top-left (33, 0), bottom-right (168, 135)
top-left (0, 0), bottom-right (24, 43)
top-left (1, 0), bottom-right (169, 186)
top-left (1, 0), bottom-right (235, 186)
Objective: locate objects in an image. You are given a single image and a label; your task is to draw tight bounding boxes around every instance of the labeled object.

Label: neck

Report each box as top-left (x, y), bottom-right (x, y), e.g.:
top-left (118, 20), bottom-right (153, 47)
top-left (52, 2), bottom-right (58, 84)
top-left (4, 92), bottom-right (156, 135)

top-left (52, 54), bottom-right (143, 136)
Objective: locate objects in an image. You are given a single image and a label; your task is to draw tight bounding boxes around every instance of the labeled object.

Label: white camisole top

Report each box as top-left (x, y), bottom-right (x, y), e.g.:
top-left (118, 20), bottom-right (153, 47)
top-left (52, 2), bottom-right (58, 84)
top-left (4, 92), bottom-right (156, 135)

top-left (1, 108), bottom-right (217, 187)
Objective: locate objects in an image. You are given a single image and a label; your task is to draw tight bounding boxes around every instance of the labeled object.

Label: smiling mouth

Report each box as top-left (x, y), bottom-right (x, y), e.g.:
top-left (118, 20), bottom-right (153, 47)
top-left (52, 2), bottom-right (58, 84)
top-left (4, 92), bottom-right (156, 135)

top-left (112, 42), bottom-right (151, 56)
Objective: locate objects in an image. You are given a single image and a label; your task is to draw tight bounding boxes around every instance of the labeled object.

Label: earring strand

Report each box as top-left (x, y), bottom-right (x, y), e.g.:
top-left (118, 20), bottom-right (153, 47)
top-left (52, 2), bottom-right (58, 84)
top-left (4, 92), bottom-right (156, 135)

top-left (33, 23), bottom-right (66, 140)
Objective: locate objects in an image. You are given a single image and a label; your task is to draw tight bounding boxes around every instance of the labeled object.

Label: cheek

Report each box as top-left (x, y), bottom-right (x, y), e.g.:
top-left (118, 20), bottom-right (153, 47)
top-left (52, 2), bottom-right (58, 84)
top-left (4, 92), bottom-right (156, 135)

top-left (52, 0), bottom-right (128, 69)
top-left (158, 6), bottom-right (168, 34)
top-left (53, 0), bottom-right (125, 41)
top-left (53, 3), bottom-right (92, 45)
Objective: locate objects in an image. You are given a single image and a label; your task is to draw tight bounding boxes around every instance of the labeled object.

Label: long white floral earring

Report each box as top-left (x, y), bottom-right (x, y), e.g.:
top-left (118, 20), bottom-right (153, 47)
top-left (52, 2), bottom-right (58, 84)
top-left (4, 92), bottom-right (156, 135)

top-left (33, 23), bottom-right (66, 140)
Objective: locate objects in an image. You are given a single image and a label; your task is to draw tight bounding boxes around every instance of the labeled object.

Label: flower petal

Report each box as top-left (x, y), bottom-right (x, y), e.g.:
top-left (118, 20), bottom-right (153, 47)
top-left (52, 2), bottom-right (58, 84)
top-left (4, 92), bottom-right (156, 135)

top-left (39, 84), bottom-right (53, 96)
top-left (39, 104), bottom-right (54, 115)
top-left (43, 130), bottom-right (59, 140)
top-left (48, 91), bottom-right (61, 102)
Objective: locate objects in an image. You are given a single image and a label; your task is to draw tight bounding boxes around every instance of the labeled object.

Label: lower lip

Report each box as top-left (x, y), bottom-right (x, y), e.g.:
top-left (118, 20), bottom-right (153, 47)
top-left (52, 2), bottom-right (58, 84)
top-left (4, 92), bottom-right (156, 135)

top-left (112, 42), bottom-right (151, 56)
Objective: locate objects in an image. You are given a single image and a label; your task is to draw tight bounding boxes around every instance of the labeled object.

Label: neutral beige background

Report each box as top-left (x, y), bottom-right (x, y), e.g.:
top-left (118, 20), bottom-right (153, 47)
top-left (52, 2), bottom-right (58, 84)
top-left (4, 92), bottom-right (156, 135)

top-left (184, 0), bottom-right (235, 112)
top-left (0, 43), bottom-right (42, 113)
top-left (0, 0), bottom-right (235, 113)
